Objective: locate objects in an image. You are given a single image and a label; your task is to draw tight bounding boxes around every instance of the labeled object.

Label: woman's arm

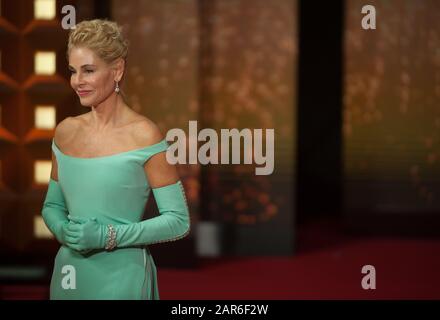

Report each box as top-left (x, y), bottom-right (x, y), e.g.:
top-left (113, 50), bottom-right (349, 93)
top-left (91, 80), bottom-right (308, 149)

top-left (41, 120), bottom-right (74, 245)
top-left (111, 126), bottom-right (190, 248)
top-left (111, 180), bottom-right (190, 248)
top-left (41, 151), bottom-right (70, 245)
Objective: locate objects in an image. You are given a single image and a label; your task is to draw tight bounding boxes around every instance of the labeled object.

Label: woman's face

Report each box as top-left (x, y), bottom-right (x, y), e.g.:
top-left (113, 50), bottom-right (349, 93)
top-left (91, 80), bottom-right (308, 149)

top-left (68, 46), bottom-right (117, 107)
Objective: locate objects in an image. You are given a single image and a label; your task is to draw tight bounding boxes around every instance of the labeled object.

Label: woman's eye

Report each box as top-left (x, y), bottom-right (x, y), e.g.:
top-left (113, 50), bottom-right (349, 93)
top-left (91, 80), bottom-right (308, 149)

top-left (69, 69), bottom-right (93, 74)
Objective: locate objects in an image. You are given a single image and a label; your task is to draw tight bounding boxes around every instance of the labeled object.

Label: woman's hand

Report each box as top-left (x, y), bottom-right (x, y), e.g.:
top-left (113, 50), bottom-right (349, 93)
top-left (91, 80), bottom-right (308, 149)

top-left (64, 215), bottom-right (106, 253)
top-left (56, 221), bottom-right (70, 245)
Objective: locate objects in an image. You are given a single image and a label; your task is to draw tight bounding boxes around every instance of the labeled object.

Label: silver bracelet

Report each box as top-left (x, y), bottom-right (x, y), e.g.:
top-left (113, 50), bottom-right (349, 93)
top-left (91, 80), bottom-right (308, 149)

top-left (105, 224), bottom-right (117, 251)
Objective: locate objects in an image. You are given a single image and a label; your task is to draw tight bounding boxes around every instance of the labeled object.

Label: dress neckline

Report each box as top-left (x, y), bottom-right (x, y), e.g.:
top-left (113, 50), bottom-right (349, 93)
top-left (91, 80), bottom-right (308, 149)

top-left (52, 138), bottom-right (168, 160)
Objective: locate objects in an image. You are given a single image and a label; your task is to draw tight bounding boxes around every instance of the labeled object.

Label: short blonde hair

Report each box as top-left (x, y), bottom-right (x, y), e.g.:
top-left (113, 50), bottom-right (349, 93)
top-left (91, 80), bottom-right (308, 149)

top-left (67, 19), bottom-right (129, 64)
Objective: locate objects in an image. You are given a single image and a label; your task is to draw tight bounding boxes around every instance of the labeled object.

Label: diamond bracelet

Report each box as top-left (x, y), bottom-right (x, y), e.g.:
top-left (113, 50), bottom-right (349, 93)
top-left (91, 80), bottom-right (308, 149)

top-left (105, 224), bottom-right (117, 251)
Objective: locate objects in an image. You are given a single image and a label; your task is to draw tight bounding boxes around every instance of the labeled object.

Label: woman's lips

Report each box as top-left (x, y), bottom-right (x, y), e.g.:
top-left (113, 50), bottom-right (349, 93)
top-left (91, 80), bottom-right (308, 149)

top-left (77, 90), bottom-right (92, 97)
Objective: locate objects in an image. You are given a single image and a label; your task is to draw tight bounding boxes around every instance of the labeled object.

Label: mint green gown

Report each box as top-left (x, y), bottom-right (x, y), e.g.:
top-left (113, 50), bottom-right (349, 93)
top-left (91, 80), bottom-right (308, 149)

top-left (50, 138), bottom-right (170, 300)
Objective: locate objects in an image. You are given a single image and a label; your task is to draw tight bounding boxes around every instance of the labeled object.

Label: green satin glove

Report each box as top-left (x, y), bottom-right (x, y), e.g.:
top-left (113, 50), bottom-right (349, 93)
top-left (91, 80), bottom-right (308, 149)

top-left (111, 180), bottom-right (190, 248)
top-left (64, 215), bottom-right (106, 252)
top-left (42, 179), bottom-right (70, 245)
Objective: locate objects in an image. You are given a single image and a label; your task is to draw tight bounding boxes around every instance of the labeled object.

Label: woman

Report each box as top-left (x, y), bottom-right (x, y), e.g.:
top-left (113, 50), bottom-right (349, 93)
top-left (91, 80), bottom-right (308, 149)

top-left (41, 19), bottom-right (190, 300)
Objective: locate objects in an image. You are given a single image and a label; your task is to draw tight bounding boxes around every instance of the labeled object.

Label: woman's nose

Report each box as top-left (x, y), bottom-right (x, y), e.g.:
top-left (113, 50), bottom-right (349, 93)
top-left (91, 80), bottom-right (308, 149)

top-left (72, 72), bottom-right (85, 87)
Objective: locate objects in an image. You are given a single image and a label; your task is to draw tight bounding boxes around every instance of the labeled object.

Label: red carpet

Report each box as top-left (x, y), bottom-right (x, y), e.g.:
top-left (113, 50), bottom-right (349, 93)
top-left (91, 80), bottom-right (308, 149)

top-left (2, 219), bottom-right (440, 300)
top-left (159, 219), bottom-right (440, 299)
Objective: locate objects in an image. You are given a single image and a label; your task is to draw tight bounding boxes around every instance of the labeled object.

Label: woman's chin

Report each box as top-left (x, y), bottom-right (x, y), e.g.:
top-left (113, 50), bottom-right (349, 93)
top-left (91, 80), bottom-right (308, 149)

top-left (79, 100), bottom-right (94, 107)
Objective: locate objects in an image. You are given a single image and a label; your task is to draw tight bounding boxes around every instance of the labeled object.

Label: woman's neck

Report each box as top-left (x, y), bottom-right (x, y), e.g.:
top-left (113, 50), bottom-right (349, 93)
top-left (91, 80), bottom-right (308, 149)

top-left (90, 93), bottom-right (127, 132)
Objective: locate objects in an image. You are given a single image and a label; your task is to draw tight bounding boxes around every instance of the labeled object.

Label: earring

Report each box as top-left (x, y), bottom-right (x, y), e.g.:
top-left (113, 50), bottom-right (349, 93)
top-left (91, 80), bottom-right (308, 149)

top-left (115, 81), bottom-right (120, 94)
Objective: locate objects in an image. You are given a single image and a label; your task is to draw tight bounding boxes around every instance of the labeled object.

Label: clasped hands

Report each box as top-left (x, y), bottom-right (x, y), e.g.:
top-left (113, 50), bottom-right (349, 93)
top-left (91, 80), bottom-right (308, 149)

top-left (61, 215), bottom-right (106, 254)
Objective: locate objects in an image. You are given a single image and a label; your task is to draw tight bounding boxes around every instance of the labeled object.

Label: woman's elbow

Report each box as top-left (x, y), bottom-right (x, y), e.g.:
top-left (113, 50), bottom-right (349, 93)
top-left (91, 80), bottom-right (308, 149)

top-left (177, 211), bottom-right (191, 238)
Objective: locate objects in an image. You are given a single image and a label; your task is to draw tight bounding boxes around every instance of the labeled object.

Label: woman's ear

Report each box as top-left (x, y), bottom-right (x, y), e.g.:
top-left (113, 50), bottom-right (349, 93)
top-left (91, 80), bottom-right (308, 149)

top-left (113, 58), bottom-right (125, 82)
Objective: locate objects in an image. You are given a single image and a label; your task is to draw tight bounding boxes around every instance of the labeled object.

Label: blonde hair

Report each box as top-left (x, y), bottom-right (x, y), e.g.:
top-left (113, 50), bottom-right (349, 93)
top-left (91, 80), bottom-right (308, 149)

top-left (67, 19), bottom-right (129, 64)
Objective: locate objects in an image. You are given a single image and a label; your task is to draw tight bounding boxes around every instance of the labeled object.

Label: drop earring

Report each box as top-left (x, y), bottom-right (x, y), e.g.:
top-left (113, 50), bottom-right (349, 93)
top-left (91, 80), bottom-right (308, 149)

top-left (115, 81), bottom-right (120, 94)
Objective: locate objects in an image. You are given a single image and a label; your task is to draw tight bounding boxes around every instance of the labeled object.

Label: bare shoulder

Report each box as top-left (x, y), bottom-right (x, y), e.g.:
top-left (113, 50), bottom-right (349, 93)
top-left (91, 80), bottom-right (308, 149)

top-left (54, 116), bottom-right (80, 145)
top-left (130, 116), bottom-right (164, 148)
